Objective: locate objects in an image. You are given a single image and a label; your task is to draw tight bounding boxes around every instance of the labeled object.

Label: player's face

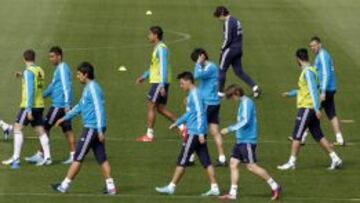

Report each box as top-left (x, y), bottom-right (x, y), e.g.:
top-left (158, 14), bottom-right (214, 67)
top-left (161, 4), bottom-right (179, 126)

top-left (148, 31), bottom-right (157, 43)
top-left (48, 52), bottom-right (61, 65)
top-left (218, 16), bottom-right (226, 21)
top-left (309, 41), bottom-right (321, 54)
top-left (179, 79), bottom-right (190, 91)
top-left (77, 71), bottom-right (87, 84)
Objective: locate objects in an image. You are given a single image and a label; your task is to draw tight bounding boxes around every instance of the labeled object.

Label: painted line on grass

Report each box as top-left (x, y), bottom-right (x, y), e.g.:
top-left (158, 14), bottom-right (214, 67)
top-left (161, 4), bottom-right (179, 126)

top-left (0, 192), bottom-right (359, 202)
top-left (341, 119), bottom-right (355, 124)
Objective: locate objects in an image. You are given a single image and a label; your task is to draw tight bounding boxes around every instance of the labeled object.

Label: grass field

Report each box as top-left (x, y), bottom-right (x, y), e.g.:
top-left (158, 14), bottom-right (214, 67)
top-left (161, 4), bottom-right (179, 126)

top-left (0, 0), bottom-right (359, 202)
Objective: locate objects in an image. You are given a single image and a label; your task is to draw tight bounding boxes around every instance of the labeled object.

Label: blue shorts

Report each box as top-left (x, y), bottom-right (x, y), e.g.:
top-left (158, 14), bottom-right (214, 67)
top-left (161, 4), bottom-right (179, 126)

top-left (231, 143), bottom-right (257, 164)
top-left (177, 135), bottom-right (212, 168)
top-left (44, 106), bottom-right (72, 133)
top-left (147, 83), bottom-right (169, 105)
top-left (74, 128), bottom-right (107, 164)
top-left (321, 91), bottom-right (336, 120)
top-left (292, 108), bottom-right (324, 142)
top-left (16, 108), bottom-right (44, 127)
top-left (206, 105), bottom-right (220, 124)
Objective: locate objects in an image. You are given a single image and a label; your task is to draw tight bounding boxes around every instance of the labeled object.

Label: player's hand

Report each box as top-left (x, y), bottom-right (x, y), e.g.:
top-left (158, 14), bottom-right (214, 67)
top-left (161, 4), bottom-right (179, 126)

top-left (55, 118), bottom-right (64, 127)
top-left (27, 112), bottom-right (33, 121)
top-left (98, 133), bottom-right (105, 143)
top-left (220, 128), bottom-right (229, 135)
top-left (169, 123), bottom-right (177, 130)
top-left (316, 111), bottom-right (322, 120)
top-left (197, 54), bottom-right (206, 64)
top-left (198, 135), bottom-right (206, 144)
top-left (160, 87), bottom-right (166, 96)
top-left (136, 77), bottom-right (145, 84)
top-left (320, 94), bottom-right (326, 102)
top-left (15, 71), bottom-right (23, 78)
top-left (281, 92), bottom-right (289, 98)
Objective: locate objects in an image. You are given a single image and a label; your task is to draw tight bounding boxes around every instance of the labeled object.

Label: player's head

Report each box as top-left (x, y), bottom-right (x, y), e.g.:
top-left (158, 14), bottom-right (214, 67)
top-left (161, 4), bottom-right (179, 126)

top-left (309, 36), bottom-right (322, 54)
top-left (48, 46), bottom-right (63, 65)
top-left (191, 48), bottom-right (209, 63)
top-left (295, 48), bottom-right (309, 67)
top-left (213, 6), bottom-right (229, 21)
top-left (77, 61), bottom-right (95, 84)
top-left (225, 84), bottom-right (245, 100)
top-left (148, 26), bottom-right (163, 43)
top-left (23, 49), bottom-right (35, 63)
top-left (177, 71), bottom-right (195, 91)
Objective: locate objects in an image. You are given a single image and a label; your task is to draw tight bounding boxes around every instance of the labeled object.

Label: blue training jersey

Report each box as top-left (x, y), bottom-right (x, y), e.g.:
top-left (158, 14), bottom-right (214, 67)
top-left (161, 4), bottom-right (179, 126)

top-left (63, 80), bottom-right (106, 134)
top-left (193, 61), bottom-right (220, 106)
top-left (226, 96), bottom-right (257, 144)
top-left (315, 48), bottom-right (336, 93)
top-left (43, 62), bottom-right (73, 108)
top-left (222, 16), bottom-right (243, 51)
top-left (175, 88), bottom-right (207, 136)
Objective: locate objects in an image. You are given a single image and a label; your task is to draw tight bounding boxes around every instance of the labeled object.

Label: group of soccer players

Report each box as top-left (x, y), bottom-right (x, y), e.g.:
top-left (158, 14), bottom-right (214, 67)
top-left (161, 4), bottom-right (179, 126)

top-left (0, 5), bottom-right (346, 201)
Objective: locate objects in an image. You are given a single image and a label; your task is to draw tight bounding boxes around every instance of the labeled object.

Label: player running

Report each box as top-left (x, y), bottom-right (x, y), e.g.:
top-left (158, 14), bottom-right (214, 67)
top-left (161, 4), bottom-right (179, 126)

top-left (51, 62), bottom-right (116, 195)
top-left (278, 48), bottom-right (342, 170)
top-left (2, 49), bottom-right (52, 166)
top-left (25, 46), bottom-right (76, 165)
top-left (213, 6), bottom-right (261, 98)
top-left (136, 26), bottom-right (184, 142)
top-left (155, 72), bottom-right (220, 197)
top-left (190, 48), bottom-right (227, 167)
top-left (219, 84), bottom-right (281, 201)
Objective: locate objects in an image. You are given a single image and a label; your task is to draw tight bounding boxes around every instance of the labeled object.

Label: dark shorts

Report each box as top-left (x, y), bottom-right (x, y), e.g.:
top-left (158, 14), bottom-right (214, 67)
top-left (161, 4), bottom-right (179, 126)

top-left (321, 91), bottom-right (336, 120)
top-left (16, 108), bottom-right (44, 127)
top-left (177, 135), bottom-right (212, 168)
top-left (231, 143), bottom-right (257, 164)
top-left (44, 106), bottom-right (72, 133)
top-left (292, 108), bottom-right (324, 142)
top-left (206, 105), bottom-right (220, 124)
top-left (147, 83), bottom-right (169, 105)
top-left (74, 128), bottom-right (107, 164)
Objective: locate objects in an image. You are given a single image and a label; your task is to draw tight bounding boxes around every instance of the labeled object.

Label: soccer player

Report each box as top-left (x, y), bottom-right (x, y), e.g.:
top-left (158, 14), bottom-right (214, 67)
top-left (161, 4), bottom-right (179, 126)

top-left (277, 48), bottom-right (342, 170)
top-left (309, 36), bottom-right (345, 146)
top-left (136, 26), bottom-right (184, 142)
top-left (25, 46), bottom-right (76, 165)
top-left (213, 6), bottom-right (261, 98)
top-left (219, 84), bottom-right (281, 201)
top-left (191, 48), bottom-right (227, 166)
top-left (155, 72), bottom-right (220, 196)
top-left (2, 49), bottom-right (52, 166)
top-left (51, 62), bottom-right (116, 195)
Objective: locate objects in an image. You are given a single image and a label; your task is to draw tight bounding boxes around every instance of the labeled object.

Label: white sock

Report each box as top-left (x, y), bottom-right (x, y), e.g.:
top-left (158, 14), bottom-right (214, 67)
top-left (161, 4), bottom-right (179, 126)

top-left (219, 155), bottom-right (226, 163)
top-left (146, 128), bottom-right (154, 138)
top-left (39, 134), bottom-right (51, 159)
top-left (106, 178), bottom-right (116, 190)
top-left (229, 184), bottom-right (238, 196)
top-left (61, 178), bottom-right (72, 189)
top-left (189, 154), bottom-right (196, 162)
top-left (178, 124), bottom-right (185, 131)
top-left (36, 150), bottom-right (44, 157)
top-left (266, 178), bottom-right (279, 190)
top-left (168, 182), bottom-right (176, 190)
top-left (13, 131), bottom-right (24, 160)
top-left (70, 151), bottom-right (75, 158)
top-left (329, 152), bottom-right (340, 161)
top-left (289, 155), bottom-right (296, 165)
top-left (252, 85), bottom-right (259, 92)
top-left (336, 133), bottom-right (344, 142)
top-left (211, 183), bottom-right (219, 191)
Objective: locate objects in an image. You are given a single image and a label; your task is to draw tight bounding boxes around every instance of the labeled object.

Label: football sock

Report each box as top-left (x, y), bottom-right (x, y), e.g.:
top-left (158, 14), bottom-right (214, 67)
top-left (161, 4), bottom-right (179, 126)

top-left (229, 184), bottom-right (238, 196)
top-left (39, 134), bottom-right (51, 159)
top-left (146, 128), bottom-right (154, 138)
top-left (267, 178), bottom-right (279, 190)
top-left (13, 131), bottom-right (24, 160)
top-left (106, 178), bottom-right (116, 191)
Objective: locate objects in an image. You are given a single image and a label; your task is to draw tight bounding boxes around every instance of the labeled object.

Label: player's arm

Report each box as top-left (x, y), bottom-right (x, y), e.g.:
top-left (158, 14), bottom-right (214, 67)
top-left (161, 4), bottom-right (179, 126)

top-left (282, 89), bottom-right (297, 98)
top-left (89, 85), bottom-right (105, 135)
top-left (305, 70), bottom-right (320, 113)
top-left (221, 100), bottom-right (250, 135)
top-left (43, 77), bottom-right (54, 98)
top-left (158, 46), bottom-right (168, 87)
top-left (59, 66), bottom-right (72, 109)
top-left (194, 63), bottom-right (214, 80)
top-left (319, 52), bottom-right (330, 97)
top-left (24, 70), bottom-right (34, 112)
top-left (62, 103), bottom-right (81, 121)
top-left (221, 19), bottom-right (234, 51)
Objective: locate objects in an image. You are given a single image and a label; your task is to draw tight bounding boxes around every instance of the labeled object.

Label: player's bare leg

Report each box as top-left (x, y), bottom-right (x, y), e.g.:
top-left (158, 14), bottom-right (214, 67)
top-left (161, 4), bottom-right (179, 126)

top-left (156, 104), bottom-right (176, 122)
top-left (330, 116), bottom-right (345, 145)
top-left (209, 124), bottom-right (226, 166)
top-left (136, 101), bottom-right (156, 142)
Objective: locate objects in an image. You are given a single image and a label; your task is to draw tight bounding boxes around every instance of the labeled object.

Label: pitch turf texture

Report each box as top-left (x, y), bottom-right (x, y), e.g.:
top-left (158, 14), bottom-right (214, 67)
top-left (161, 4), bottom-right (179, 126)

top-left (0, 0), bottom-right (359, 202)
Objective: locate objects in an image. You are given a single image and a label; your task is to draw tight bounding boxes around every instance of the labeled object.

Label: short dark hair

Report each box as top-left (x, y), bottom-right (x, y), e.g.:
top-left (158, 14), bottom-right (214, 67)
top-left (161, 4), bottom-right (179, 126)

top-left (149, 26), bottom-right (163, 40)
top-left (77, 62), bottom-right (95, 80)
top-left (177, 71), bottom-right (194, 83)
top-left (295, 48), bottom-right (309, 61)
top-left (225, 84), bottom-right (245, 99)
top-left (49, 46), bottom-right (63, 57)
top-left (310, 36), bottom-right (321, 43)
top-left (191, 48), bottom-right (209, 62)
top-left (213, 6), bottom-right (229, 17)
top-left (23, 49), bottom-right (35, 61)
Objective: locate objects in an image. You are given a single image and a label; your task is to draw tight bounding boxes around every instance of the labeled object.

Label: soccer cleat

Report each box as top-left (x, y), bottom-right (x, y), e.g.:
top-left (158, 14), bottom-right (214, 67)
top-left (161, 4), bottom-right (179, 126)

top-left (25, 153), bottom-right (43, 163)
top-left (253, 87), bottom-right (262, 99)
top-left (201, 188), bottom-right (220, 197)
top-left (35, 157), bottom-right (52, 166)
top-left (277, 162), bottom-right (296, 170)
top-left (3, 126), bottom-right (12, 140)
top-left (103, 187), bottom-right (117, 195)
top-left (215, 160), bottom-right (228, 167)
top-left (51, 183), bottom-right (67, 193)
top-left (155, 185), bottom-right (174, 195)
top-left (62, 156), bottom-right (73, 165)
top-left (136, 135), bottom-right (154, 142)
top-left (219, 194), bottom-right (237, 200)
top-left (271, 186), bottom-right (282, 201)
top-left (328, 159), bottom-right (342, 170)
top-left (2, 157), bottom-right (20, 166)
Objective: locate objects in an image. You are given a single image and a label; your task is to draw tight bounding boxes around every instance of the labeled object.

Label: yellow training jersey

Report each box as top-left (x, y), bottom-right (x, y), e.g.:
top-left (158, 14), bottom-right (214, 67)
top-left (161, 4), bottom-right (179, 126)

top-left (297, 66), bottom-right (319, 109)
top-left (149, 42), bottom-right (171, 84)
top-left (20, 65), bottom-right (45, 108)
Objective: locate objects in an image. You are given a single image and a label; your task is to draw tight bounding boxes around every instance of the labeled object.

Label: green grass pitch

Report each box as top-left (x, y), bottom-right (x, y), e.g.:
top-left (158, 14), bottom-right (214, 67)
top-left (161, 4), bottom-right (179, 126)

top-left (0, 0), bottom-right (359, 202)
